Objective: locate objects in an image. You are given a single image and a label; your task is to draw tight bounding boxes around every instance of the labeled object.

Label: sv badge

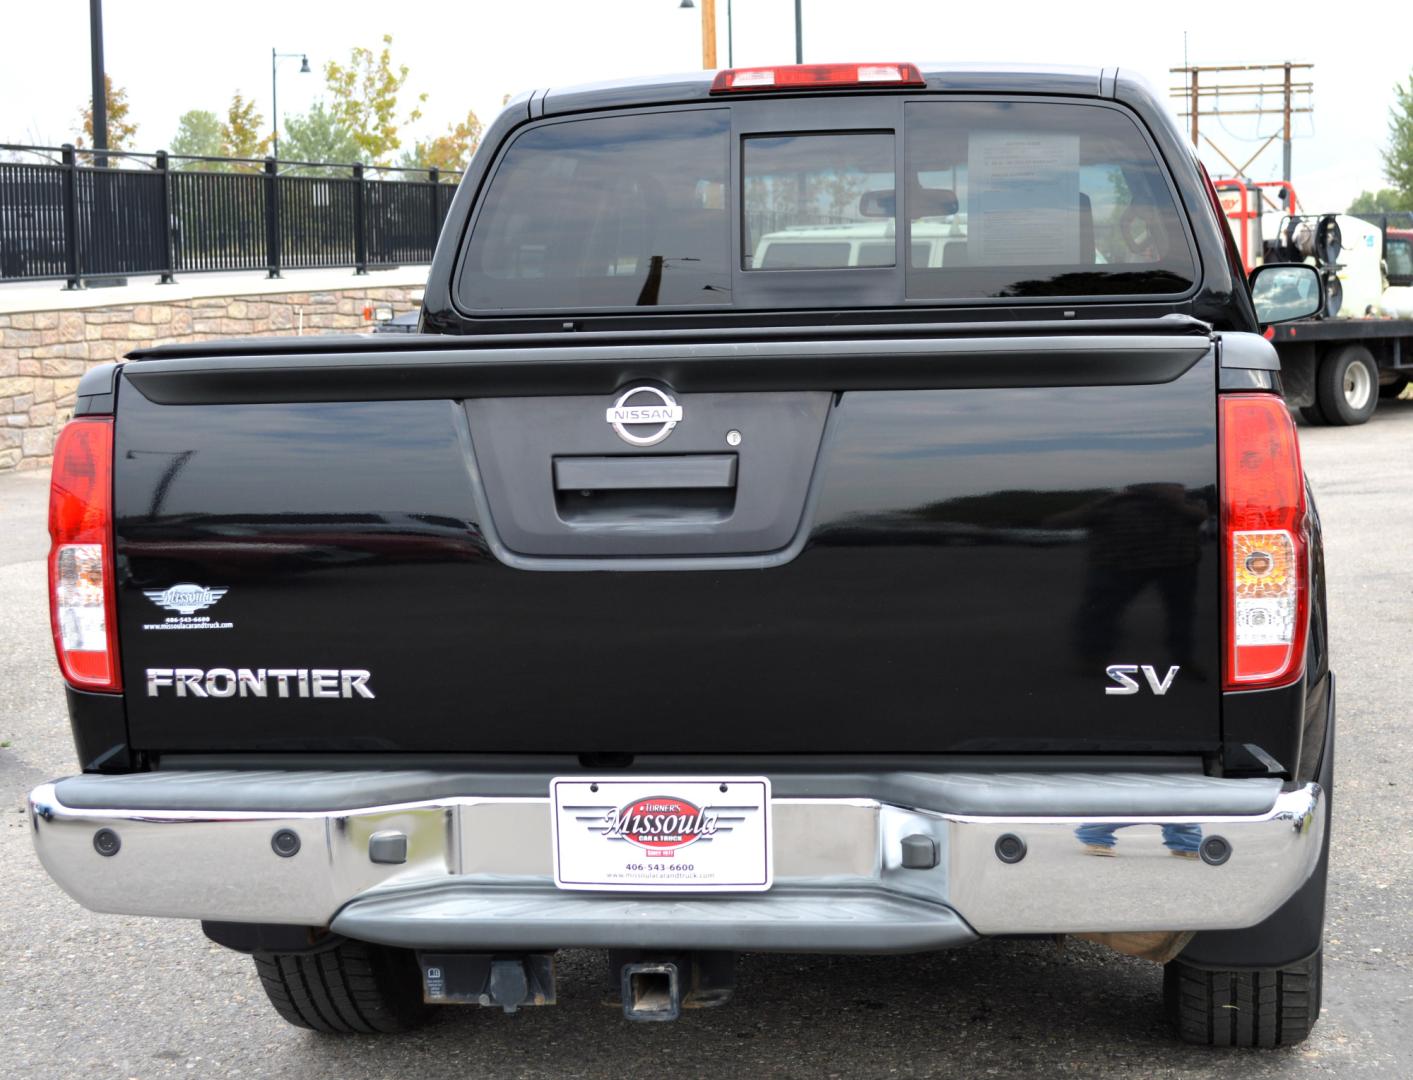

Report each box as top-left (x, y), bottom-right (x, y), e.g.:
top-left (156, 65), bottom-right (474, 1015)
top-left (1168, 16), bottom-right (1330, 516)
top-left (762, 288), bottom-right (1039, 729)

top-left (1105, 664), bottom-right (1180, 696)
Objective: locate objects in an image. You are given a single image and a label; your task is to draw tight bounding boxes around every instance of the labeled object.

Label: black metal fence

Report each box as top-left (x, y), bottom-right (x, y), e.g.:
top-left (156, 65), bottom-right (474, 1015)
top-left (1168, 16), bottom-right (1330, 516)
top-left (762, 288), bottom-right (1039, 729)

top-left (0, 145), bottom-right (461, 286)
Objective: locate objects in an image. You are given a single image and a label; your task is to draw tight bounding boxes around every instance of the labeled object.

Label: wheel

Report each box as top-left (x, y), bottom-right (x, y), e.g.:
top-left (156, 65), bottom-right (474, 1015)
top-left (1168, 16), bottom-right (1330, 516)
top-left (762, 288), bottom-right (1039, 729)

top-left (1163, 950), bottom-right (1321, 1048)
top-left (1379, 375), bottom-right (1409, 400)
top-left (253, 937), bottom-right (432, 1033)
top-left (1315, 345), bottom-right (1378, 425)
top-left (1299, 405), bottom-right (1329, 426)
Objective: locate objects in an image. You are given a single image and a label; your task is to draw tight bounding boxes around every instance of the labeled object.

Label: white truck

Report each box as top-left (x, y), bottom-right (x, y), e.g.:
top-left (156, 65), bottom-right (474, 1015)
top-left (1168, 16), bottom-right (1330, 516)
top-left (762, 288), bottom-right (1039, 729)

top-left (1216, 179), bottom-right (1413, 423)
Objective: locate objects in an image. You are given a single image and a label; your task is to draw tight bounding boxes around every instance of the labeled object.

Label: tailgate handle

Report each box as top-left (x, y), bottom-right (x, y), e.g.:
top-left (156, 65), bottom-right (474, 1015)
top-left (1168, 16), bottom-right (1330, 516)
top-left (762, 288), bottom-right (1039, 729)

top-left (553, 455), bottom-right (737, 492)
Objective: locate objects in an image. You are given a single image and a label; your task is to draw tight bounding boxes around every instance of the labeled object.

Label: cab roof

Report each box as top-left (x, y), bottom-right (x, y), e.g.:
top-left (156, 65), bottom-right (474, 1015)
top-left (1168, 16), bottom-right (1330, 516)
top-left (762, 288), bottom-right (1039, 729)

top-left (539, 63), bottom-right (1130, 117)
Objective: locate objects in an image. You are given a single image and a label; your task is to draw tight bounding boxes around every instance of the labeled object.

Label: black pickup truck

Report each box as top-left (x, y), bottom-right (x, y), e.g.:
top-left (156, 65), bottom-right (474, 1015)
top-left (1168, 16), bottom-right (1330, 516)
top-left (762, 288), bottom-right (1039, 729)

top-left (32, 62), bottom-right (1334, 1048)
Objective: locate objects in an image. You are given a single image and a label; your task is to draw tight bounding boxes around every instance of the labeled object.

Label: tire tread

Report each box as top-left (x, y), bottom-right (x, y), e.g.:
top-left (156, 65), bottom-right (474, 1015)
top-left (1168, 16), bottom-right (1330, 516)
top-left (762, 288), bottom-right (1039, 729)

top-left (253, 938), bottom-right (431, 1034)
top-left (1164, 951), bottom-right (1321, 1048)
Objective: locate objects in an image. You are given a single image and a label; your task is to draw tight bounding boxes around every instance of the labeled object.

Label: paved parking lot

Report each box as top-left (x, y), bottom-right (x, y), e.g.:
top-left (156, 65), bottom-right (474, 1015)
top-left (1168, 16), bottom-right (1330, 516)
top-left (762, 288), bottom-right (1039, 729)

top-left (2, 400), bottom-right (1410, 1079)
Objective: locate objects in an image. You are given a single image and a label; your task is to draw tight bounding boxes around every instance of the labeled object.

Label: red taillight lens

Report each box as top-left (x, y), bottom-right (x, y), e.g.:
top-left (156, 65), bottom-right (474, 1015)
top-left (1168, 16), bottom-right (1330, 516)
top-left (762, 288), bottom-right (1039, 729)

top-left (710, 63), bottom-right (924, 93)
top-left (49, 417), bottom-right (121, 691)
top-left (1221, 394), bottom-right (1308, 690)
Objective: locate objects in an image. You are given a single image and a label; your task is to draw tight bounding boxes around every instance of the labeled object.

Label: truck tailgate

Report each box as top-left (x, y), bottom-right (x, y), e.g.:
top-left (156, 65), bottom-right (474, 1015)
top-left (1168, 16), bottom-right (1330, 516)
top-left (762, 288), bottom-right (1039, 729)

top-left (114, 332), bottom-right (1220, 756)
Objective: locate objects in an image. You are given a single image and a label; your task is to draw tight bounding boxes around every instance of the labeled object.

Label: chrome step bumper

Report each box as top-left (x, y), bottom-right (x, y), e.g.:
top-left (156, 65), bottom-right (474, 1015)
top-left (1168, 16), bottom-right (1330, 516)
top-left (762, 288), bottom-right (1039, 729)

top-left (28, 771), bottom-right (1324, 952)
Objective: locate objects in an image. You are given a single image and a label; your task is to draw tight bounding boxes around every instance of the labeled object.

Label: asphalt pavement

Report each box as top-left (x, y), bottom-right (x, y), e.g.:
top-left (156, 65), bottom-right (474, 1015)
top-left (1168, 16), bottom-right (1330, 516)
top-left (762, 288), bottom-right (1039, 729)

top-left (2, 400), bottom-right (1411, 1079)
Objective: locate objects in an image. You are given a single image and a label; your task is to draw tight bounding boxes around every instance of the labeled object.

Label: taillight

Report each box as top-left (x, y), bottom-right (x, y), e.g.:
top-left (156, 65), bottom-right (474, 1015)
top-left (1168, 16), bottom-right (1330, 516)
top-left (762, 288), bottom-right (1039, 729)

top-left (1221, 394), bottom-right (1308, 690)
top-left (710, 63), bottom-right (924, 93)
top-left (48, 417), bottom-right (121, 691)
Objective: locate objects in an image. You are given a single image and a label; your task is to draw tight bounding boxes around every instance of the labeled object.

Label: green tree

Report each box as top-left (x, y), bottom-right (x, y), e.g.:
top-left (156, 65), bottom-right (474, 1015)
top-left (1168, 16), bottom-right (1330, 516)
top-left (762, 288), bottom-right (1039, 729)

top-left (282, 102), bottom-right (365, 173)
top-left (1348, 188), bottom-right (1413, 214)
top-left (1382, 73), bottom-right (1413, 201)
top-left (398, 109), bottom-right (482, 173)
top-left (169, 109), bottom-right (224, 169)
top-left (221, 92), bottom-right (271, 165)
top-left (77, 74), bottom-right (138, 151)
top-left (324, 34), bottom-right (426, 165)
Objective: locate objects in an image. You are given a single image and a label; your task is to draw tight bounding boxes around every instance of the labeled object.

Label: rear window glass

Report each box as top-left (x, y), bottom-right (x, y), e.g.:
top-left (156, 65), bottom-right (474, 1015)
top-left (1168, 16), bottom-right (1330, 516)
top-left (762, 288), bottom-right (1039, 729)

top-left (456, 99), bottom-right (1196, 313)
top-left (459, 109), bottom-right (730, 310)
top-left (904, 101), bottom-right (1195, 298)
top-left (743, 133), bottom-right (895, 269)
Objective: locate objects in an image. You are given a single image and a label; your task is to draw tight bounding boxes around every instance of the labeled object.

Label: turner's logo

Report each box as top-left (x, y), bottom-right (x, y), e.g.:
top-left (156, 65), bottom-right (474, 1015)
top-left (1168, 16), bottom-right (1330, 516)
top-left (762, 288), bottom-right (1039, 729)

top-left (144, 583), bottom-right (228, 615)
top-left (605, 386), bottom-right (682, 446)
top-left (602, 796), bottom-right (718, 857)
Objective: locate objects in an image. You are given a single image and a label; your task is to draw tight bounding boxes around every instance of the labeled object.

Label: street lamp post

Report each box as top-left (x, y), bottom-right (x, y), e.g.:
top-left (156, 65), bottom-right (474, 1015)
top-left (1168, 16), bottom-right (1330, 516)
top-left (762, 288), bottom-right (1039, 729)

top-left (270, 48), bottom-right (311, 160)
top-left (89, 0), bottom-right (107, 168)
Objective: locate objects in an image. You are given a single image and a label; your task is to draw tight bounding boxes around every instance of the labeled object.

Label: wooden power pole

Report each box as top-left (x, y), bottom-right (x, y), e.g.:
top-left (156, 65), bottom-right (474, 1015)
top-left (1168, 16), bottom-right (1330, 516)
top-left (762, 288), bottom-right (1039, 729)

top-left (701, 0), bottom-right (716, 69)
top-left (1171, 62), bottom-right (1313, 184)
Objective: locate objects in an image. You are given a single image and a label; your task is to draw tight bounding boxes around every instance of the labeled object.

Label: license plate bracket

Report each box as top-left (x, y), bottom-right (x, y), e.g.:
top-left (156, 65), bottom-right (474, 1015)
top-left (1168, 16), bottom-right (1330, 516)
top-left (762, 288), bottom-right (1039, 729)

top-left (550, 776), bottom-right (772, 892)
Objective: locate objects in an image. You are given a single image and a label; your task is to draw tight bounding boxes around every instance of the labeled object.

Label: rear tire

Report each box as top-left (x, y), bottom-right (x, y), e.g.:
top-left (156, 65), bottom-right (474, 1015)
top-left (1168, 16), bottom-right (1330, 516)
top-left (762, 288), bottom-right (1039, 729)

top-left (1315, 345), bottom-right (1378, 425)
top-left (253, 937), bottom-right (432, 1033)
top-left (1163, 950), bottom-right (1322, 1048)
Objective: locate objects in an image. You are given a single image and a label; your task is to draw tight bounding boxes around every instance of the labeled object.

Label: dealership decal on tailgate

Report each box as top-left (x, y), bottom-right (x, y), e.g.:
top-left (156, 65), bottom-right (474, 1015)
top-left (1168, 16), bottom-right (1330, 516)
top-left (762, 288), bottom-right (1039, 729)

top-left (550, 777), bottom-right (772, 892)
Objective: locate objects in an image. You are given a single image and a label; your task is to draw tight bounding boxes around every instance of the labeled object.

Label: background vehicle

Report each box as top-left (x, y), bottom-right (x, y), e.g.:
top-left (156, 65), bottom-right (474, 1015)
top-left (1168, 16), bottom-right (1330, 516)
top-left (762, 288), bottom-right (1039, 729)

top-left (752, 219), bottom-right (954, 268)
top-left (371, 309), bottom-right (421, 334)
top-left (30, 63), bottom-right (1334, 1049)
top-left (1381, 228), bottom-right (1413, 323)
top-left (1216, 179), bottom-right (1413, 422)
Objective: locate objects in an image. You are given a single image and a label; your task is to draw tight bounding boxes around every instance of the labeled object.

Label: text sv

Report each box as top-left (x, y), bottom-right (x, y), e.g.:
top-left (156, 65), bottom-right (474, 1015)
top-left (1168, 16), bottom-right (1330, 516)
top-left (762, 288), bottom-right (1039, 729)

top-left (1105, 664), bottom-right (1180, 696)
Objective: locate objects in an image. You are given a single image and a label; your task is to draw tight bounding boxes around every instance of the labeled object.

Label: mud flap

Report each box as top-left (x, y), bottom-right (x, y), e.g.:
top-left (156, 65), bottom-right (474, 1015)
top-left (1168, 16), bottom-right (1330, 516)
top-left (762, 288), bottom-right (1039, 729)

top-left (1177, 674), bottom-right (1334, 969)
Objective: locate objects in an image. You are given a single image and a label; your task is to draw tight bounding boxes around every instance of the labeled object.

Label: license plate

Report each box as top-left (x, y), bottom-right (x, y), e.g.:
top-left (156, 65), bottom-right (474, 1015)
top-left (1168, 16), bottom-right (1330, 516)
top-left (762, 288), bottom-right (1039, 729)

top-left (550, 776), bottom-right (772, 892)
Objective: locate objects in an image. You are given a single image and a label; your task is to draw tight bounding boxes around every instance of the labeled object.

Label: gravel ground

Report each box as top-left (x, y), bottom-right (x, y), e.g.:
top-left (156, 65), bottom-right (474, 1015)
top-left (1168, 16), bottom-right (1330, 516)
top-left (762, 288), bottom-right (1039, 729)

top-left (1, 399), bottom-right (1410, 1079)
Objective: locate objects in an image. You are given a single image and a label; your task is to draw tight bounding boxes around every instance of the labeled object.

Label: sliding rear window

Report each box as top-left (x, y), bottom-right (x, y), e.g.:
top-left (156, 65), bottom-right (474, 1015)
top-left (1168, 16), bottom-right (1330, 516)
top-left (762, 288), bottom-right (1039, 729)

top-left (743, 133), bottom-right (895, 269)
top-left (904, 101), bottom-right (1195, 298)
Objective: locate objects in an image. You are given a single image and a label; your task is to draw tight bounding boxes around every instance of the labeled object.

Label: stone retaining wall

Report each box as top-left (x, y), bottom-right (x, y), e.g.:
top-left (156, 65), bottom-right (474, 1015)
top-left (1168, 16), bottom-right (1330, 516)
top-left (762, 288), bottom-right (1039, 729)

top-left (0, 284), bottom-right (421, 472)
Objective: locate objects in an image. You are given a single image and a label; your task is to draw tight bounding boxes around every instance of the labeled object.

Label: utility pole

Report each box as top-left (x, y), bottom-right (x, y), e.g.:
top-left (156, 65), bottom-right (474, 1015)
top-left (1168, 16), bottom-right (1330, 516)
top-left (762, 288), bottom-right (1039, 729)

top-left (701, 0), bottom-right (716, 69)
top-left (1189, 67), bottom-right (1199, 148)
top-left (1282, 62), bottom-right (1293, 182)
top-left (89, 0), bottom-right (107, 168)
top-left (1171, 62), bottom-right (1313, 189)
top-left (686, 0), bottom-right (731, 68)
top-left (795, 0), bottom-right (803, 63)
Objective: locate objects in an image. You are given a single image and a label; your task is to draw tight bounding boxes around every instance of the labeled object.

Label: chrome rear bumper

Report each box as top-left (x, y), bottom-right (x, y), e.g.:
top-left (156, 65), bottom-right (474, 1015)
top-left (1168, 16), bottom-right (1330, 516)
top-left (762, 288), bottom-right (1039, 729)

top-left (28, 771), bottom-right (1324, 953)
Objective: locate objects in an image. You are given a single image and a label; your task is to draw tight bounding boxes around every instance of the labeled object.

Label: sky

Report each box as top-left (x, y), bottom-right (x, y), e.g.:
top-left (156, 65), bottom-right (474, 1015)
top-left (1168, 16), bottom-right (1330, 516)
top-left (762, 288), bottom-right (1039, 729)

top-left (1, 0), bottom-right (1405, 211)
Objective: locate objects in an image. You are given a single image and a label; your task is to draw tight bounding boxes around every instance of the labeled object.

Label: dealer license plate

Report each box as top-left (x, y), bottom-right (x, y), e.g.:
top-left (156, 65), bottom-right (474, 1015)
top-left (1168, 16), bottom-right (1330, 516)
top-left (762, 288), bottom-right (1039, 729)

top-left (550, 776), bottom-right (772, 892)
